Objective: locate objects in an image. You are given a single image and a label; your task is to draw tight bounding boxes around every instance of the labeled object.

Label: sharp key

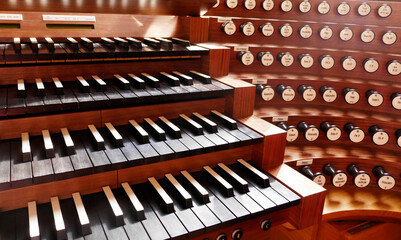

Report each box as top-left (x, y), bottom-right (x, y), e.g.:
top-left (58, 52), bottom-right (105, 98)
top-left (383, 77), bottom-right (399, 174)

top-left (171, 71), bottom-right (193, 85)
top-left (104, 122), bottom-right (124, 147)
top-left (80, 37), bottom-right (93, 50)
top-left (148, 177), bottom-right (174, 213)
top-left (127, 73), bottom-right (145, 89)
top-left (91, 75), bottom-right (107, 92)
top-left (155, 37), bottom-right (173, 49)
top-left (30, 37), bottom-right (38, 52)
top-left (192, 112), bottom-right (218, 133)
top-left (45, 37), bottom-right (55, 52)
top-left (102, 186), bottom-right (125, 226)
top-left (165, 173), bottom-right (193, 208)
top-left (188, 70), bottom-right (212, 84)
top-left (158, 116), bottom-right (181, 139)
top-left (28, 201), bottom-right (40, 240)
top-left (203, 166), bottom-right (233, 197)
top-left (113, 74), bottom-right (130, 90)
top-left (42, 130), bottom-right (55, 158)
top-left (101, 37), bottom-right (116, 50)
top-left (126, 37), bottom-right (142, 48)
top-left (17, 79), bottom-right (26, 98)
top-left (121, 182), bottom-right (145, 220)
top-left (21, 132), bottom-right (32, 162)
top-left (159, 72), bottom-right (180, 86)
top-left (50, 196), bottom-right (67, 240)
top-left (66, 37), bottom-right (79, 51)
top-left (211, 110), bottom-right (238, 130)
top-left (60, 128), bottom-right (75, 155)
top-left (143, 38), bottom-right (161, 49)
top-left (217, 163), bottom-right (249, 193)
top-left (88, 124), bottom-right (105, 150)
top-left (144, 118), bottom-right (166, 141)
top-left (172, 38), bottom-right (191, 47)
top-left (14, 37), bottom-right (21, 53)
top-left (72, 192), bottom-right (91, 235)
top-left (113, 37), bottom-right (129, 49)
top-left (35, 78), bottom-right (46, 97)
top-left (237, 159), bottom-right (270, 187)
top-left (76, 76), bottom-right (90, 93)
top-left (140, 73), bottom-right (160, 88)
top-left (179, 114), bottom-right (203, 135)
top-left (52, 77), bottom-right (64, 95)
top-left (129, 120), bottom-right (149, 143)
top-left (180, 170), bottom-right (210, 204)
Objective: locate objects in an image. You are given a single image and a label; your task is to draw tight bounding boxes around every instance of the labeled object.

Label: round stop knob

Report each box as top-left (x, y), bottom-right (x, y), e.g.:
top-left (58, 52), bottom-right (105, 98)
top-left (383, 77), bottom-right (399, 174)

top-left (341, 56), bottom-right (357, 71)
top-left (276, 84), bottom-right (295, 101)
top-left (318, 55), bottom-right (335, 70)
top-left (319, 86), bottom-right (337, 102)
top-left (369, 125), bottom-right (389, 146)
top-left (221, 21), bottom-right (236, 35)
top-left (259, 23), bottom-right (274, 36)
top-left (237, 51), bottom-right (254, 65)
top-left (342, 87), bottom-right (360, 104)
top-left (298, 121), bottom-right (319, 141)
top-left (372, 166), bottom-right (396, 190)
top-left (257, 52), bottom-right (274, 66)
top-left (256, 84), bottom-right (275, 101)
top-left (347, 164), bottom-right (371, 188)
top-left (297, 54), bottom-right (314, 69)
top-left (323, 163), bottom-right (348, 187)
top-left (240, 22), bottom-right (255, 36)
top-left (344, 123), bottom-right (365, 143)
top-left (216, 233), bottom-right (228, 240)
top-left (231, 228), bottom-right (243, 240)
top-left (277, 121), bottom-right (299, 142)
top-left (321, 121), bottom-right (342, 141)
top-left (365, 89), bottom-right (384, 107)
top-left (277, 52), bottom-right (294, 67)
top-left (301, 166), bottom-right (326, 186)
top-left (386, 60), bottom-right (401, 76)
top-left (260, 219), bottom-right (271, 231)
top-left (297, 84), bottom-right (316, 101)
top-left (395, 129), bottom-right (401, 148)
top-left (391, 93), bottom-right (401, 110)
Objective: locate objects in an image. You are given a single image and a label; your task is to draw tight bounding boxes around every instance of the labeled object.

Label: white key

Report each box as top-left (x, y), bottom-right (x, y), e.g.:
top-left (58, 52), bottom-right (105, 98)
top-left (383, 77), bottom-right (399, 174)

top-left (218, 163), bottom-right (249, 193)
top-left (52, 77), bottom-right (64, 90)
top-left (17, 79), bottom-right (26, 98)
top-left (67, 37), bottom-right (78, 43)
top-left (28, 201), bottom-right (40, 240)
top-left (60, 128), bottom-right (75, 155)
top-left (92, 75), bottom-right (106, 88)
top-left (103, 186), bottom-right (125, 226)
top-left (35, 78), bottom-right (45, 90)
top-left (50, 196), bottom-right (67, 240)
top-left (122, 182), bottom-right (145, 220)
top-left (88, 124), bottom-right (105, 150)
top-left (104, 122), bottom-right (123, 147)
top-left (203, 166), bottom-right (233, 197)
top-left (165, 173), bottom-right (193, 208)
top-left (129, 120), bottom-right (149, 143)
top-left (21, 132), bottom-right (32, 162)
top-left (237, 159), bottom-right (270, 187)
top-left (42, 130), bottom-right (55, 158)
top-left (72, 192), bottom-right (91, 235)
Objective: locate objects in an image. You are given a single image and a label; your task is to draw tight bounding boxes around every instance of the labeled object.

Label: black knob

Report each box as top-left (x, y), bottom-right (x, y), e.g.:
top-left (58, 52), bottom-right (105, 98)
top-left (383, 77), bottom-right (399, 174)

top-left (297, 121), bottom-right (319, 141)
top-left (257, 52), bottom-right (274, 66)
top-left (342, 87), bottom-right (360, 104)
top-left (365, 89), bottom-right (384, 107)
top-left (259, 23), bottom-right (274, 37)
top-left (323, 163), bottom-right (348, 187)
top-left (368, 125), bottom-right (389, 146)
top-left (340, 56), bottom-right (357, 71)
top-left (277, 122), bottom-right (298, 142)
top-left (278, 23), bottom-right (293, 38)
top-left (260, 219), bottom-right (271, 231)
top-left (347, 164), bottom-right (371, 188)
top-left (372, 166), bottom-right (396, 190)
top-left (363, 58), bottom-right (379, 73)
top-left (344, 123), bottom-right (365, 143)
top-left (318, 55), bottom-right (335, 69)
top-left (319, 86), bottom-right (337, 102)
top-left (297, 54), bottom-right (314, 69)
top-left (216, 233), bottom-right (227, 240)
top-left (220, 21), bottom-right (236, 35)
top-left (236, 51), bottom-right (254, 65)
top-left (396, 129), bottom-right (401, 148)
top-left (277, 52), bottom-right (294, 67)
top-left (275, 84), bottom-right (295, 101)
top-left (391, 93), bottom-right (401, 110)
top-left (231, 228), bottom-right (243, 240)
top-left (239, 22), bottom-right (255, 36)
top-left (301, 166), bottom-right (326, 186)
top-left (297, 84), bottom-right (316, 102)
top-left (386, 60), bottom-right (401, 76)
top-left (320, 121), bottom-right (341, 141)
top-left (256, 84), bottom-right (275, 101)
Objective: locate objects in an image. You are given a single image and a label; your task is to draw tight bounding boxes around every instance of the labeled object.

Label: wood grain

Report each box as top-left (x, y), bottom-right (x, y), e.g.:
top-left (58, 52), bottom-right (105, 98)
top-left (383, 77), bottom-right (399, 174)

top-left (198, 43), bottom-right (231, 77)
top-left (189, 17), bottom-right (210, 43)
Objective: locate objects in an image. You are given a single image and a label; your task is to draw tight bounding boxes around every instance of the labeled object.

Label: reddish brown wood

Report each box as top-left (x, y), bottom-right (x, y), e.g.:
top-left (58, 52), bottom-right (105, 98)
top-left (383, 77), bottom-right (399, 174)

top-left (189, 17), bottom-right (210, 43)
top-left (198, 43), bottom-right (231, 77)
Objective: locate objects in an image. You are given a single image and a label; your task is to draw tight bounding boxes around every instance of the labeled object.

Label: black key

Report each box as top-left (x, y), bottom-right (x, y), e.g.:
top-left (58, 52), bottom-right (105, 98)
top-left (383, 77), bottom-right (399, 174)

top-left (203, 166), bottom-right (233, 197)
top-left (101, 37), bottom-right (116, 50)
top-left (91, 75), bottom-right (107, 92)
top-left (192, 112), bottom-right (217, 133)
top-left (114, 37), bottom-right (129, 49)
top-left (148, 177), bottom-right (174, 213)
top-left (155, 37), bottom-right (173, 49)
top-left (31, 135), bottom-right (55, 184)
top-left (60, 127), bottom-right (76, 155)
top-left (88, 124), bottom-right (105, 150)
top-left (69, 131), bottom-right (94, 176)
top-left (158, 116), bottom-right (181, 138)
top-left (45, 37), bottom-right (55, 52)
top-left (81, 37), bottom-right (94, 50)
top-left (121, 182), bottom-right (145, 220)
top-left (51, 132), bottom-right (75, 180)
top-left (126, 37), bottom-right (142, 48)
top-left (143, 38), bottom-right (161, 49)
top-left (179, 114), bottom-right (203, 135)
top-left (113, 74), bottom-right (130, 90)
top-left (17, 79), bottom-right (26, 98)
top-left (237, 159), bottom-right (269, 187)
top-left (104, 122), bottom-right (124, 147)
top-left (67, 37), bottom-right (79, 51)
top-left (0, 141), bottom-right (11, 190)
top-left (50, 196), bottom-right (67, 240)
top-left (72, 192), bottom-right (92, 236)
top-left (127, 73), bottom-right (145, 89)
top-left (10, 139), bottom-right (32, 188)
top-left (211, 110), bottom-right (237, 130)
top-left (141, 73), bottom-right (160, 88)
top-left (217, 163), bottom-right (249, 193)
top-left (189, 70), bottom-right (212, 84)
top-left (29, 37), bottom-right (38, 52)
top-left (35, 78), bottom-right (45, 97)
top-left (172, 38), bottom-right (191, 47)
top-left (21, 132), bottom-right (32, 162)
top-left (180, 170), bottom-right (209, 204)
top-left (76, 76), bottom-right (90, 93)
top-left (102, 186), bottom-right (125, 226)
top-left (13, 37), bottom-right (21, 53)
top-left (171, 71), bottom-right (194, 85)
top-left (129, 119), bottom-right (149, 143)
top-left (159, 72), bottom-right (180, 86)
top-left (143, 118), bottom-right (166, 141)
top-left (165, 173), bottom-right (193, 208)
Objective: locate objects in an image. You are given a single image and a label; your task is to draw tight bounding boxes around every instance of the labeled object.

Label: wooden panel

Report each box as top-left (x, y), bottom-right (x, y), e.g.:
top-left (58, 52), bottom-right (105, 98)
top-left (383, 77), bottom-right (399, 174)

top-left (269, 164), bottom-right (326, 229)
top-left (0, 171), bottom-right (117, 211)
top-left (205, 0), bottom-right (401, 27)
top-left (0, 57), bottom-right (207, 84)
top-left (0, 110), bottom-right (101, 140)
top-left (218, 77), bottom-right (255, 118)
top-left (101, 98), bottom-right (226, 126)
top-left (239, 115), bottom-right (287, 168)
top-left (189, 17), bottom-right (209, 43)
top-left (0, 1), bottom-right (215, 16)
top-left (118, 146), bottom-right (253, 185)
top-left (198, 43), bottom-right (231, 77)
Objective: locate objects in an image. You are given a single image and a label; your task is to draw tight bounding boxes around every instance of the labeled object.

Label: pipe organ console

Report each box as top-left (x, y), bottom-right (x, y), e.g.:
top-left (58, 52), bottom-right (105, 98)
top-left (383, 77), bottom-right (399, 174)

top-left (2, 0), bottom-right (401, 239)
